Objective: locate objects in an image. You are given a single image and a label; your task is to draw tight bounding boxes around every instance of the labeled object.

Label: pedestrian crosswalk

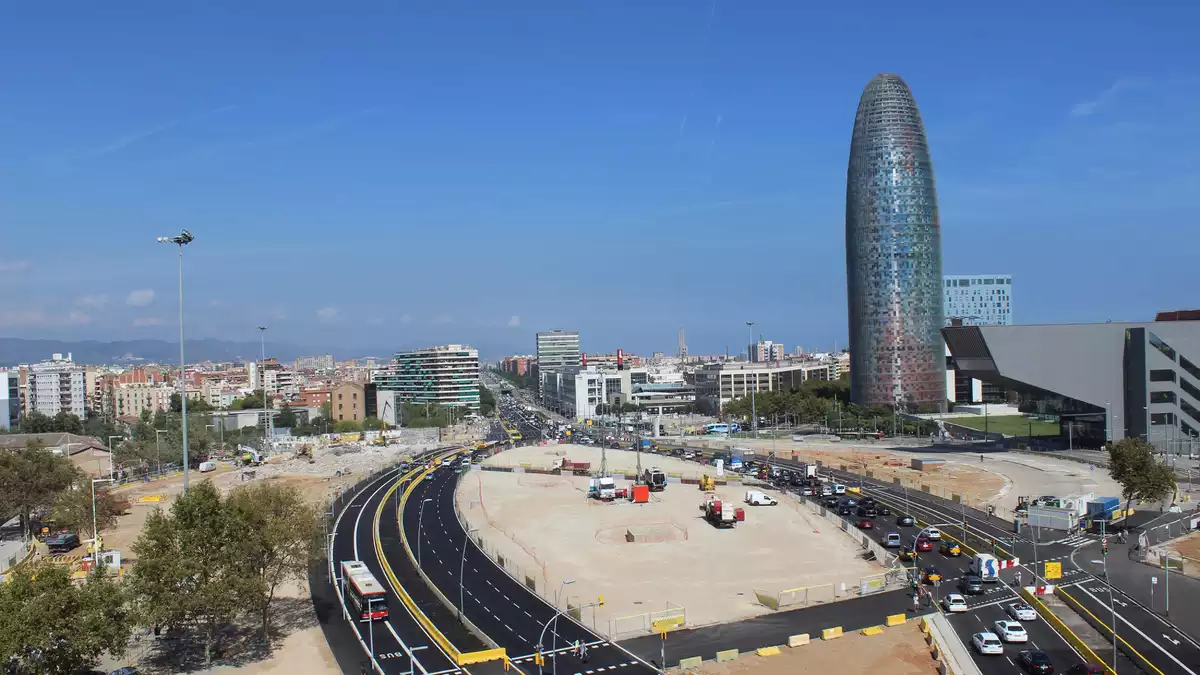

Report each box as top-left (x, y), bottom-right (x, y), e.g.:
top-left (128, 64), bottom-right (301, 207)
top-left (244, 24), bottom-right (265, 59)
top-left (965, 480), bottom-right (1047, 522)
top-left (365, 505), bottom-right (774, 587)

top-left (1044, 533), bottom-right (1098, 547)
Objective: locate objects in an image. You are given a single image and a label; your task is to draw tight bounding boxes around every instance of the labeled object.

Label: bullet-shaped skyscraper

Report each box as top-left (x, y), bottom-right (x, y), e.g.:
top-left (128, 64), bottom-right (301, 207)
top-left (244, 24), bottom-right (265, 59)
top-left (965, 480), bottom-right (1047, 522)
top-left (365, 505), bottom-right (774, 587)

top-left (845, 73), bottom-right (945, 409)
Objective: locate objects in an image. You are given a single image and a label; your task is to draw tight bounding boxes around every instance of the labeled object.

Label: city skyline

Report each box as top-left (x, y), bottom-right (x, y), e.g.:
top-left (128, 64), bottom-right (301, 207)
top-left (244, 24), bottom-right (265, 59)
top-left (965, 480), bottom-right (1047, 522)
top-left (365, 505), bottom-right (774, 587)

top-left (1, 3), bottom-right (1197, 356)
top-left (845, 74), bottom-right (945, 409)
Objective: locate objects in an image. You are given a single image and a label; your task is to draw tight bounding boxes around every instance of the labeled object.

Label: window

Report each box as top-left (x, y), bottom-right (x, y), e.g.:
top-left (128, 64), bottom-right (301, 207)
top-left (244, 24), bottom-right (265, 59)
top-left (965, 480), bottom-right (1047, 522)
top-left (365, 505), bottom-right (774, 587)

top-left (1181, 355), bottom-right (1200, 382)
top-left (1149, 333), bottom-right (1176, 361)
top-left (1181, 377), bottom-right (1200, 404)
top-left (1150, 369), bottom-right (1176, 383)
top-left (1151, 412), bottom-right (1176, 426)
top-left (1151, 391), bottom-right (1176, 404)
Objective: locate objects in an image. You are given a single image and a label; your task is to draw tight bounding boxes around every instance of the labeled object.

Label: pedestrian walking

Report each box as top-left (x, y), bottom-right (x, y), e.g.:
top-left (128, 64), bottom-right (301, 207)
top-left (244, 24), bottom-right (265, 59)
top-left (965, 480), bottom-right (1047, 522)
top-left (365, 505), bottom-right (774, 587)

top-left (580, 643), bottom-right (589, 663)
top-left (912, 592), bottom-right (920, 612)
top-left (1014, 570), bottom-right (1022, 586)
top-left (572, 640), bottom-right (580, 657)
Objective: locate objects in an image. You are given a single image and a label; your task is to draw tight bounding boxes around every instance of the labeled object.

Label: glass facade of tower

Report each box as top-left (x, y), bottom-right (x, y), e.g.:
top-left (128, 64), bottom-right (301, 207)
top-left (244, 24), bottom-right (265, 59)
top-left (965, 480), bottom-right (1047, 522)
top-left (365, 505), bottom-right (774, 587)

top-left (845, 74), bottom-right (945, 409)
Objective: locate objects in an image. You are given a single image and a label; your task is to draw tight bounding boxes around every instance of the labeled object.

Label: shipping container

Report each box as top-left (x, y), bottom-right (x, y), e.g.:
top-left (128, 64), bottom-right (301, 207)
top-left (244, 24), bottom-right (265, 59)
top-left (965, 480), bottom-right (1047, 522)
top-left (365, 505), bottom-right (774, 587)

top-left (1087, 497), bottom-right (1120, 515)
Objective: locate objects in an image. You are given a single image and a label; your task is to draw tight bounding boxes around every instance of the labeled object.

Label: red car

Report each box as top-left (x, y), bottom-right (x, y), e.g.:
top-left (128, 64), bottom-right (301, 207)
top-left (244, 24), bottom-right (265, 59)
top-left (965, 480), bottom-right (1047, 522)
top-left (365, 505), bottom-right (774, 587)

top-left (857, 518), bottom-right (874, 529)
top-left (916, 536), bottom-right (933, 552)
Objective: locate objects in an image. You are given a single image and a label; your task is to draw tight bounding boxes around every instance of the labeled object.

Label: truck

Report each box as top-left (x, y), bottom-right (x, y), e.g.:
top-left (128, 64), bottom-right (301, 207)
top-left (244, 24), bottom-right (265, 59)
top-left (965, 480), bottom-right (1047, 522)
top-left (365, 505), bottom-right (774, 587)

top-left (701, 497), bottom-right (737, 528)
top-left (588, 476), bottom-right (617, 501)
top-left (1086, 497), bottom-right (1121, 521)
top-left (971, 553), bottom-right (1000, 583)
top-left (798, 462), bottom-right (818, 479)
top-left (560, 458), bottom-right (592, 475)
top-left (744, 490), bottom-right (778, 506)
top-left (641, 467), bottom-right (667, 492)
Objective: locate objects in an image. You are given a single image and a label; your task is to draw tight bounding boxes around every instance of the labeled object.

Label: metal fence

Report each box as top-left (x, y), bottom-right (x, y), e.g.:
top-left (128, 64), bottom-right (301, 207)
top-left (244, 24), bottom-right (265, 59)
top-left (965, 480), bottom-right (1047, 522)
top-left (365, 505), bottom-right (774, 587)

top-left (786, 491), bottom-right (908, 597)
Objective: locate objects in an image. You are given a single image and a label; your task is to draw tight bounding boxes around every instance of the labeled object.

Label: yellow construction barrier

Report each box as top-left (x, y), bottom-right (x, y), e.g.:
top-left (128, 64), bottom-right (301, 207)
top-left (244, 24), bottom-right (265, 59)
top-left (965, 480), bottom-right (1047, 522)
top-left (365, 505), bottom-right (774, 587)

top-left (861, 626), bottom-right (884, 636)
top-left (756, 646), bottom-right (781, 657)
top-left (787, 634), bottom-right (810, 647)
top-left (886, 613), bottom-right (907, 627)
top-left (458, 648), bottom-right (507, 665)
top-left (652, 615), bottom-right (686, 632)
top-left (918, 617), bottom-right (929, 633)
top-left (1019, 587), bottom-right (1116, 675)
top-left (136, 493), bottom-right (167, 503)
top-left (822, 626), bottom-right (844, 640)
top-left (715, 649), bottom-right (738, 663)
top-left (678, 656), bottom-right (702, 669)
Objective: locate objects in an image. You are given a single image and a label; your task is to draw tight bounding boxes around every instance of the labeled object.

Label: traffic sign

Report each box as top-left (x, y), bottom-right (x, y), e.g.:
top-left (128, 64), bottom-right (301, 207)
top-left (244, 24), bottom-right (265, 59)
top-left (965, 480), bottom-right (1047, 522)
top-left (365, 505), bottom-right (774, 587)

top-left (1044, 562), bottom-right (1062, 580)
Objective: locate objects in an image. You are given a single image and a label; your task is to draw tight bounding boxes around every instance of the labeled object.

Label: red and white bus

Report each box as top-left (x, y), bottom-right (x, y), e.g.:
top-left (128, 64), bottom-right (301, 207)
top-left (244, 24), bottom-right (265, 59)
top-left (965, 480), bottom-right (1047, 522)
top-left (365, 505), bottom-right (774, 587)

top-left (341, 561), bottom-right (389, 621)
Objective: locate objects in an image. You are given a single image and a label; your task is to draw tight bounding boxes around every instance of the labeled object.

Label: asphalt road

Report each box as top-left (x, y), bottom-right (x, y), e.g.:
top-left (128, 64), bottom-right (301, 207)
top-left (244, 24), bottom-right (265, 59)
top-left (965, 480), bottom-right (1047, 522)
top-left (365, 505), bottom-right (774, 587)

top-left (399, 464), bottom-right (658, 675)
top-left (330, 462), bottom-right (464, 675)
top-left (652, 444), bottom-right (1200, 674)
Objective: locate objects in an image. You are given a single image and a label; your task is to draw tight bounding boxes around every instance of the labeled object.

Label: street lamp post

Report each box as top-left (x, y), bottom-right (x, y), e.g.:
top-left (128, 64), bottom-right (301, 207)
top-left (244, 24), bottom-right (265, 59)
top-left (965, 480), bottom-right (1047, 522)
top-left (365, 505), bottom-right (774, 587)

top-left (459, 526), bottom-right (478, 619)
top-left (155, 429), bottom-right (168, 476)
top-left (366, 597), bottom-right (381, 674)
top-left (257, 326), bottom-right (270, 455)
top-left (157, 230), bottom-right (194, 491)
top-left (107, 435), bottom-right (122, 481)
top-left (417, 498), bottom-right (433, 567)
top-left (91, 477), bottom-right (114, 565)
top-left (746, 321), bottom-right (757, 437)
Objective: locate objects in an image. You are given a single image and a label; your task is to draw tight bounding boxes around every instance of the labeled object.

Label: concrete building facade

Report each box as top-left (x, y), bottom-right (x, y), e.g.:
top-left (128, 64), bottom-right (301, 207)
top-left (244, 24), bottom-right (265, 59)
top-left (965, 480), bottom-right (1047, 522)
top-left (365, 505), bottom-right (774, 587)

top-left (943, 316), bottom-right (1200, 450)
top-left (536, 330), bottom-right (581, 372)
top-left (0, 371), bottom-right (19, 430)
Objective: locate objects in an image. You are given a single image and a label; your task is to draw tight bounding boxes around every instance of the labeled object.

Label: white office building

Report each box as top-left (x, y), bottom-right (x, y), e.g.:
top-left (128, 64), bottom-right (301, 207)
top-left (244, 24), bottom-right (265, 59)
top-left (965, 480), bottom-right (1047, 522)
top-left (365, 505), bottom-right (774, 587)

top-left (374, 345), bottom-right (481, 411)
top-left (536, 330), bottom-right (581, 371)
top-left (944, 275), bottom-right (1013, 326)
top-left (27, 354), bottom-right (87, 418)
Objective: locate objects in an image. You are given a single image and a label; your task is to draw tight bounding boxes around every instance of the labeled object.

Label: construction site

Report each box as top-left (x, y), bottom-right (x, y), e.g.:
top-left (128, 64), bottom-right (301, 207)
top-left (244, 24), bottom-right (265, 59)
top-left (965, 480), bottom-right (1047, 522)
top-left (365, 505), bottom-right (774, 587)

top-left (455, 443), bottom-right (892, 635)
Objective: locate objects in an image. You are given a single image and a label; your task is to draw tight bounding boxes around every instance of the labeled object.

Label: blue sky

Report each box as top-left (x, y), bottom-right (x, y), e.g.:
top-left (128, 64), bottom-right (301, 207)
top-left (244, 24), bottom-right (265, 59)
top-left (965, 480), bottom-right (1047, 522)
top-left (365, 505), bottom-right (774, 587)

top-left (1, 1), bottom-right (1198, 359)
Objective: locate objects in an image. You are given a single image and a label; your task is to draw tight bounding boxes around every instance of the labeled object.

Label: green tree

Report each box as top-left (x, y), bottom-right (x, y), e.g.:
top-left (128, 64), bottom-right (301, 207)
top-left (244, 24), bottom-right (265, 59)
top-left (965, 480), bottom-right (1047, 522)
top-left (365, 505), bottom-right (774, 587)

top-left (333, 419), bottom-right (363, 433)
top-left (479, 386), bottom-right (496, 416)
top-left (231, 391), bottom-right (265, 411)
top-left (227, 481), bottom-right (321, 640)
top-left (319, 400), bottom-right (333, 421)
top-left (362, 416), bottom-right (387, 431)
top-left (1108, 437), bottom-right (1177, 516)
top-left (275, 406), bottom-right (298, 430)
top-left (51, 476), bottom-right (124, 541)
top-left (171, 392), bottom-right (214, 413)
top-left (0, 563), bottom-right (131, 674)
top-left (0, 441), bottom-right (78, 539)
top-left (129, 481), bottom-right (252, 666)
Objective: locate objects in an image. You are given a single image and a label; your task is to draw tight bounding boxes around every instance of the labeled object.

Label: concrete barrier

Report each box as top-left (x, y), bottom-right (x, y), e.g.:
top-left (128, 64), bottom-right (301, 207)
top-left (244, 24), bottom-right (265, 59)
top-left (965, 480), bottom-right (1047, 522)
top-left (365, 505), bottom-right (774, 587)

top-left (861, 626), bottom-right (884, 636)
top-left (787, 634), bottom-right (810, 647)
top-left (756, 646), bottom-right (781, 657)
top-left (715, 649), bottom-right (739, 663)
top-left (886, 613), bottom-right (907, 627)
top-left (678, 656), bottom-right (702, 669)
top-left (821, 626), bottom-right (844, 640)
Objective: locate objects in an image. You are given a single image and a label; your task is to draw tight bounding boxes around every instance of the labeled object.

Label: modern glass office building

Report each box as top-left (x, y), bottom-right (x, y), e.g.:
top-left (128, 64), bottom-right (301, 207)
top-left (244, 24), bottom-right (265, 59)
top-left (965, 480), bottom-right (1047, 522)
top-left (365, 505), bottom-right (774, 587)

top-left (845, 73), bottom-right (945, 409)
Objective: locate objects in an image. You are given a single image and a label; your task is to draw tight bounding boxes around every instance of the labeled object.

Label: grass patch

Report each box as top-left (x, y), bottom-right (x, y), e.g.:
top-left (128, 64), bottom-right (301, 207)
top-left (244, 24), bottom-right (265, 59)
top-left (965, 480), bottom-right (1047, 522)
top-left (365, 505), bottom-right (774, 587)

top-left (948, 415), bottom-right (1059, 437)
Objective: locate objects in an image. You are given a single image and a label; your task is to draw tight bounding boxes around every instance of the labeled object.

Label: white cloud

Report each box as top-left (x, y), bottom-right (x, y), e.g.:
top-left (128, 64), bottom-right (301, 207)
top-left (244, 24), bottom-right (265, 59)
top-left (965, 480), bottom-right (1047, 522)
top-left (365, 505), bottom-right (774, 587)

top-left (507, 315), bottom-right (521, 327)
top-left (126, 289), bottom-right (156, 307)
top-left (399, 314), bottom-right (412, 324)
top-left (1070, 78), bottom-right (1145, 117)
top-left (316, 307), bottom-right (341, 323)
top-left (0, 260), bottom-right (31, 273)
top-left (132, 317), bottom-right (163, 327)
top-left (76, 294), bottom-right (110, 309)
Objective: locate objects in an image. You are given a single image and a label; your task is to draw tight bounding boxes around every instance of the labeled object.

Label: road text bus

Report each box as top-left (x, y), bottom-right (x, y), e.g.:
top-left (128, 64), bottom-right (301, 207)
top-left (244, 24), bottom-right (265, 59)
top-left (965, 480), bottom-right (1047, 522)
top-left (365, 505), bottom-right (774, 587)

top-left (702, 423), bottom-right (741, 435)
top-left (341, 560), bottom-right (389, 621)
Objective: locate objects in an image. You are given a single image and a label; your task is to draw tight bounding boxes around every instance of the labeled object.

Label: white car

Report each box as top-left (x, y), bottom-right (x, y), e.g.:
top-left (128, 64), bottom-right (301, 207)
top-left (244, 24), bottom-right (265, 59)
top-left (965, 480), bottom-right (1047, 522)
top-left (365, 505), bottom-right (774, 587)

top-left (942, 594), bottom-right (969, 613)
top-left (821, 485), bottom-right (833, 496)
top-left (1006, 602), bottom-right (1039, 622)
top-left (833, 484), bottom-right (846, 494)
top-left (924, 527), bottom-right (942, 540)
top-left (972, 632), bottom-right (1004, 655)
top-left (441, 458), bottom-right (452, 466)
top-left (993, 620), bottom-right (1028, 643)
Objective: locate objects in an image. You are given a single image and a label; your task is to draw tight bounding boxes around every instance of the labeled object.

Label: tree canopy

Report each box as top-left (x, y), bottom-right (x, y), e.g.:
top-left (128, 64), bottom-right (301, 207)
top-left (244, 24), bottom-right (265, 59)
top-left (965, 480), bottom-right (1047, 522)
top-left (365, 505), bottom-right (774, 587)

top-left (1108, 437), bottom-right (1177, 513)
top-left (0, 441), bottom-right (79, 538)
top-left (0, 564), bottom-right (131, 675)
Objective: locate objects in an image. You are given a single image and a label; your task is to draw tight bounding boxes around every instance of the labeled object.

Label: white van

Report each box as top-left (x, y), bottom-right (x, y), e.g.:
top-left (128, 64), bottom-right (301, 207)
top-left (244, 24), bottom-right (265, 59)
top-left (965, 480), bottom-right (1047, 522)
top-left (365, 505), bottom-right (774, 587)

top-left (745, 490), bottom-right (778, 506)
top-left (833, 484), bottom-right (846, 495)
top-left (199, 460), bottom-right (217, 473)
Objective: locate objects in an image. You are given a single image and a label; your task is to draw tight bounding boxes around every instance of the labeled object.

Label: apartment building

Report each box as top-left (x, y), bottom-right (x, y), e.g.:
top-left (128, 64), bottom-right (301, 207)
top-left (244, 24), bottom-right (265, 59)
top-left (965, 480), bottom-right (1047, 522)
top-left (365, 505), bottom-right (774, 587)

top-left (692, 360), bottom-right (837, 414)
top-left (113, 383), bottom-right (175, 417)
top-left (375, 345), bottom-right (480, 412)
top-left (1, 371), bottom-right (20, 430)
top-left (331, 381), bottom-right (366, 423)
top-left (27, 354), bottom-right (87, 418)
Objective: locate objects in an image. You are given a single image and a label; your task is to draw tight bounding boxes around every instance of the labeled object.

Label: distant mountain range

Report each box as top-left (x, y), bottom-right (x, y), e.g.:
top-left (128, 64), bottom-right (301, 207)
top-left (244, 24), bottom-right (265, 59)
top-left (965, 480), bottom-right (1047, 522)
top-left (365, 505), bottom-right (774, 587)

top-left (0, 338), bottom-right (385, 367)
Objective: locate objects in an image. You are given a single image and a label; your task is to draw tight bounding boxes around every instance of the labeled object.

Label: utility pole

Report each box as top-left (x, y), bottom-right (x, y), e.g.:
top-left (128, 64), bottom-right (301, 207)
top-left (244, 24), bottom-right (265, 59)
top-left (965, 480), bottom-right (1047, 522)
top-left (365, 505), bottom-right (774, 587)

top-left (257, 326), bottom-right (269, 455)
top-left (746, 321), bottom-right (757, 437)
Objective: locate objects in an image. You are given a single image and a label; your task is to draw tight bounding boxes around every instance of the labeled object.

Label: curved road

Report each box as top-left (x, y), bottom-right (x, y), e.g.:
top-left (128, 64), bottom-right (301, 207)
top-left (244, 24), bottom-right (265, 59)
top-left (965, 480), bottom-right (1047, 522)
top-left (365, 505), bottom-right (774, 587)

top-left (395, 464), bottom-right (658, 675)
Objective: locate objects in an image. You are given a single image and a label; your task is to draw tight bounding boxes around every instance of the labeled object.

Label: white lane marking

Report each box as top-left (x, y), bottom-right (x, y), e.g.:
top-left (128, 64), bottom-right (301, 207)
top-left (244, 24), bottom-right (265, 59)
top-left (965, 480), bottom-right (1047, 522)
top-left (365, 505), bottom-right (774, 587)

top-left (1079, 585), bottom-right (1200, 675)
top-left (385, 621), bottom-right (430, 675)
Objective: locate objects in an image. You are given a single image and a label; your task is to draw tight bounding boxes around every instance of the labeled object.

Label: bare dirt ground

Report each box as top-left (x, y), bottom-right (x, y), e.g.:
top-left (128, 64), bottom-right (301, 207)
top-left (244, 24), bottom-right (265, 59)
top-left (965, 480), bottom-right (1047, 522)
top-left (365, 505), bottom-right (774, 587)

top-left (1166, 531), bottom-right (1200, 577)
top-left (709, 438), bottom-right (1123, 517)
top-left (673, 622), bottom-right (938, 675)
top-left (459, 444), bottom-right (886, 634)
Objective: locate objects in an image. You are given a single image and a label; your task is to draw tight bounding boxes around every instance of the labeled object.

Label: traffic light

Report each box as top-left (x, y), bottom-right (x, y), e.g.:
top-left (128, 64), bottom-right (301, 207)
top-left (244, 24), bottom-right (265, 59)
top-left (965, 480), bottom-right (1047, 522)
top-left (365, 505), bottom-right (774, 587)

top-left (534, 653), bottom-right (544, 666)
top-left (1102, 538), bottom-right (1109, 556)
top-left (598, 595), bottom-right (605, 606)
